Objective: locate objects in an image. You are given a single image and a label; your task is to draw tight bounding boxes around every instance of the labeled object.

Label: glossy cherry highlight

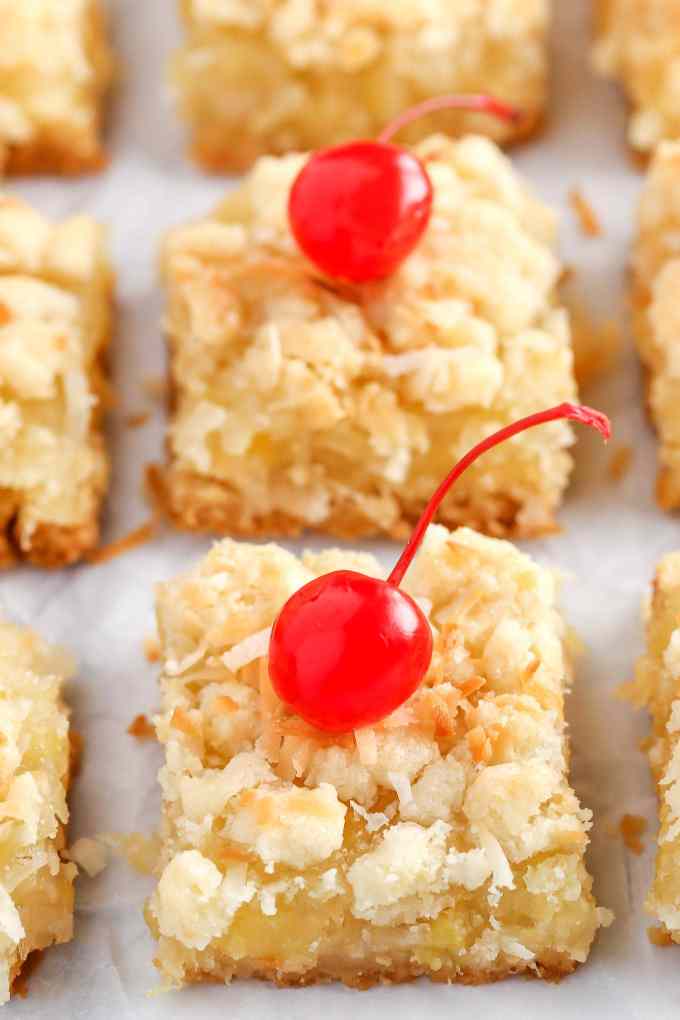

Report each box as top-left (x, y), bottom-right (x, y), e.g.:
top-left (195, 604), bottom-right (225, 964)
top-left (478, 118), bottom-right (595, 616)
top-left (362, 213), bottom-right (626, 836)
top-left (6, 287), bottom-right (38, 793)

top-left (269, 403), bottom-right (611, 733)
top-left (288, 94), bottom-right (519, 283)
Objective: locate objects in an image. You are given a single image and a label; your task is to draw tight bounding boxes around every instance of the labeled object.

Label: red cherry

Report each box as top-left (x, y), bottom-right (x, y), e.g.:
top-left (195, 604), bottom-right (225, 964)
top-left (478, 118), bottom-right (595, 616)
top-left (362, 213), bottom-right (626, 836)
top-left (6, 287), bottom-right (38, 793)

top-left (269, 403), bottom-right (611, 733)
top-left (268, 571), bottom-right (432, 733)
top-left (289, 94), bottom-right (520, 283)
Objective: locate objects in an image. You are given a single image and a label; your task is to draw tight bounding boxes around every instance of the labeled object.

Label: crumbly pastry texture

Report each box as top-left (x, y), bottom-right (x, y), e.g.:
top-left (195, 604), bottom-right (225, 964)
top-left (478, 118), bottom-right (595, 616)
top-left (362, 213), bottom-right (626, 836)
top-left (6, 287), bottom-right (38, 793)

top-left (631, 554), bottom-right (680, 942)
top-left (0, 620), bottom-right (77, 1001)
top-left (172, 0), bottom-right (549, 170)
top-left (147, 525), bottom-right (610, 989)
top-left (0, 0), bottom-right (113, 175)
top-left (632, 141), bottom-right (680, 510)
top-left (0, 195), bottom-right (112, 567)
top-left (593, 0), bottom-right (680, 157)
top-left (162, 134), bottom-right (578, 542)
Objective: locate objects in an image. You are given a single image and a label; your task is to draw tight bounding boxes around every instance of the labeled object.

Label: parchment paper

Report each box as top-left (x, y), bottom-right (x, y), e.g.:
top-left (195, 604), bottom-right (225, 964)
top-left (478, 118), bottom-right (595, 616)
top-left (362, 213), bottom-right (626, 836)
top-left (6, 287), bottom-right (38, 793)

top-left (1, 2), bottom-right (678, 1016)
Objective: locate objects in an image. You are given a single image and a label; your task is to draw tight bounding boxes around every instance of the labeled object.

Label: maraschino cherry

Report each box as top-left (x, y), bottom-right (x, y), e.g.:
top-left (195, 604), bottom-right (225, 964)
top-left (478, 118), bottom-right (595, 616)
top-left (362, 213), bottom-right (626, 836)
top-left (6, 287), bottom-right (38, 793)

top-left (269, 403), bottom-right (611, 733)
top-left (288, 94), bottom-right (520, 283)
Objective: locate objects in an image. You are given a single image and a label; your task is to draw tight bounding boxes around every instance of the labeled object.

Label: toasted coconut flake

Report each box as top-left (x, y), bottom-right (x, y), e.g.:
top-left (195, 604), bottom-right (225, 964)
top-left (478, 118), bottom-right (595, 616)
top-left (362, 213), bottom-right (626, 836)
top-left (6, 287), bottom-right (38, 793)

top-left (350, 800), bottom-right (389, 833)
top-left (609, 444), bottom-right (633, 483)
top-left (388, 771), bottom-right (414, 810)
top-left (476, 824), bottom-right (514, 890)
top-left (222, 627), bottom-right (271, 674)
top-left (569, 188), bottom-right (602, 237)
top-left (86, 520), bottom-right (156, 566)
top-left (354, 727), bottom-right (378, 766)
top-left (619, 813), bottom-right (647, 855)
top-left (144, 636), bottom-right (161, 663)
top-left (128, 714), bottom-right (156, 741)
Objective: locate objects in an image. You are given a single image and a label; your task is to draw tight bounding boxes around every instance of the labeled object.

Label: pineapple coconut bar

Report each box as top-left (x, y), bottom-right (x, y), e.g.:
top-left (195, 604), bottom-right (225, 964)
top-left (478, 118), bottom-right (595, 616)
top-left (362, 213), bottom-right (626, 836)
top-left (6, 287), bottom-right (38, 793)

top-left (171, 0), bottom-right (549, 171)
top-left (0, 620), bottom-right (77, 1001)
top-left (146, 526), bottom-right (611, 988)
top-left (0, 196), bottom-right (112, 567)
top-left (632, 554), bottom-right (680, 942)
top-left (632, 140), bottom-right (680, 509)
top-left (0, 0), bottom-right (113, 175)
top-left (594, 0), bottom-right (680, 159)
top-left (162, 134), bottom-right (578, 541)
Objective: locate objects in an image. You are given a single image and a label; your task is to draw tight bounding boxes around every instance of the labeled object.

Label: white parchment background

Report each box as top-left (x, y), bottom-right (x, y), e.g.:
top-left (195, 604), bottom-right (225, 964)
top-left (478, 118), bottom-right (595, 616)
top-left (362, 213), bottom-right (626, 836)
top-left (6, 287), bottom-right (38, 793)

top-left (1, 1), bottom-right (678, 1016)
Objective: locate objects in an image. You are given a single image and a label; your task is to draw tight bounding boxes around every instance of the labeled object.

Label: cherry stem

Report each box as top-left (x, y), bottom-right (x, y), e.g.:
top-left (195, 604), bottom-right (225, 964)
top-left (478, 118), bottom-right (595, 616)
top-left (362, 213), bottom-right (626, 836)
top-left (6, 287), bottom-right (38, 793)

top-left (387, 403), bottom-right (611, 589)
top-left (378, 94), bottom-right (521, 146)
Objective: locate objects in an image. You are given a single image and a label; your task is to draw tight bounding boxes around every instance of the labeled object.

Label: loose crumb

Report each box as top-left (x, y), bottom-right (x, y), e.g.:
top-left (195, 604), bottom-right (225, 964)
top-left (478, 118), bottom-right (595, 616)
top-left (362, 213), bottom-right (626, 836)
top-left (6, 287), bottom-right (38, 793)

top-left (65, 837), bottom-right (110, 878)
top-left (142, 376), bottom-right (167, 403)
top-left (128, 713), bottom-right (156, 740)
top-left (124, 411), bottom-right (151, 429)
top-left (619, 813), bottom-right (647, 855)
top-left (128, 713), bottom-right (156, 741)
top-left (648, 925), bottom-right (674, 947)
top-left (86, 520), bottom-right (157, 566)
top-left (143, 636), bottom-right (160, 663)
top-left (569, 188), bottom-right (602, 237)
top-left (101, 832), bottom-right (161, 876)
top-left (609, 444), bottom-right (633, 482)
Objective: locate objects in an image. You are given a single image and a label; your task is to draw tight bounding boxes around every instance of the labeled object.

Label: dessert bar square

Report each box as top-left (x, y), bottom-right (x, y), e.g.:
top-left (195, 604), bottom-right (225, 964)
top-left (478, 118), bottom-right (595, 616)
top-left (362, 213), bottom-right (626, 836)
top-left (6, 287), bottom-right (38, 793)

top-left (161, 134), bottom-right (578, 542)
top-left (0, 620), bottom-right (77, 1001)
top-left (147, 525), bottom-right (609, 988)
top-left (171, 0), bottom-right (549, 171)
top-left (0, 195), bottom-right (113, 567)
top-left (632, 554), bottom-right (680, 942)
top-left (0, 0), bottom-right (114, 175)
top-left (632, 141), bottom-right (680, 510)
top-left (593, 0), bottom-right (680, 159)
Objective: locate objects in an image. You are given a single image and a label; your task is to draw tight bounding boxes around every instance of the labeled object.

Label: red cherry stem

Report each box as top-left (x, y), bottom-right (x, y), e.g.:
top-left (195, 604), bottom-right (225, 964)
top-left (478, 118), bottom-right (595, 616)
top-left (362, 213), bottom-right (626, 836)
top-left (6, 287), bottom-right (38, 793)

top-left (387, 403), bottom-right (611, 588)
top-left (378, 94), bottom-right (521, 146)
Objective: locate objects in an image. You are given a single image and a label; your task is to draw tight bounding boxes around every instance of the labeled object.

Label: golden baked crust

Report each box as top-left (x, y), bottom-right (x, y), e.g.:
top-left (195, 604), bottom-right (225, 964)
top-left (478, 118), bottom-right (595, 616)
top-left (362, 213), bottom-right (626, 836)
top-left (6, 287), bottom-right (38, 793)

top-left (632, 142), bottom-right (680, 509)
top-left (147, 526), bottom-right (610, 989)
top-left (172, 0), bottom-right (549, 171)
top-left (631, 554), bottom-right (680, 943)
top-left (593, 0), bottom-right (680, 157)
top-left (0, 0), bottom-right (113, 175)
top-left (161, 135), bottom-right (578, 542)
top-left (0, 195), bottom-right (113, 567)
top-left (0, 620), bottom-right (77, 1002)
